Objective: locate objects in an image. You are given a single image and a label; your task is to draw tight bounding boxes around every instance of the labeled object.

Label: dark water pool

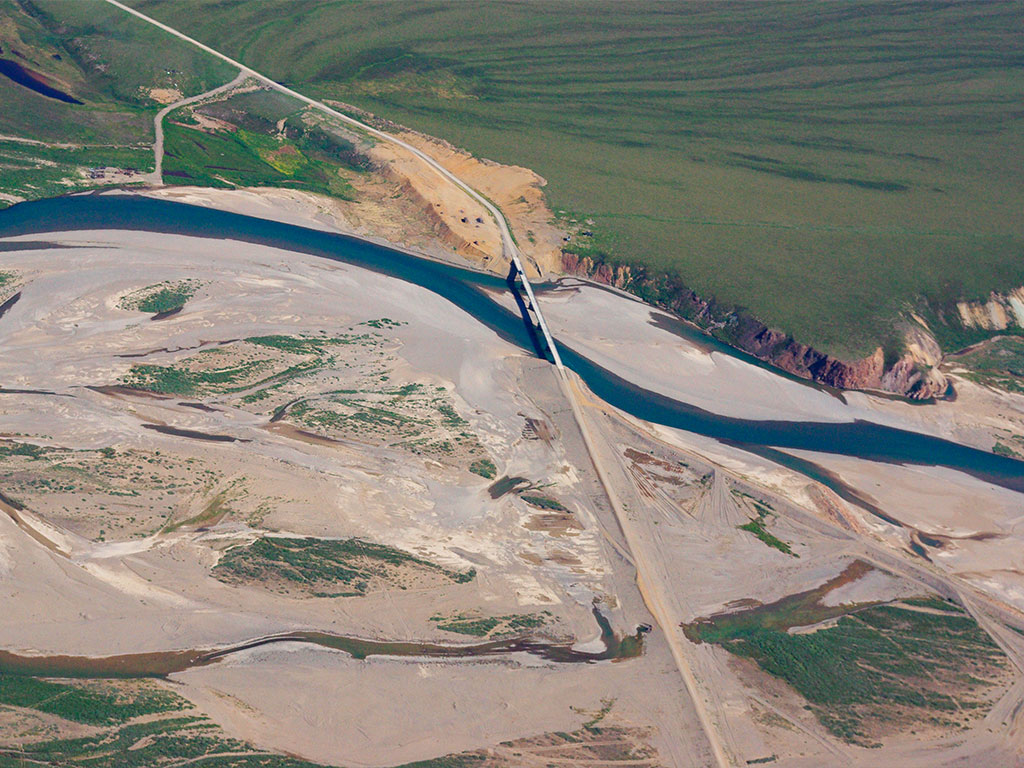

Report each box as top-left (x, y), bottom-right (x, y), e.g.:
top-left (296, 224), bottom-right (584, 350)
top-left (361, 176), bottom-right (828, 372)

top-left (0, 58), bottom-right (82, 104)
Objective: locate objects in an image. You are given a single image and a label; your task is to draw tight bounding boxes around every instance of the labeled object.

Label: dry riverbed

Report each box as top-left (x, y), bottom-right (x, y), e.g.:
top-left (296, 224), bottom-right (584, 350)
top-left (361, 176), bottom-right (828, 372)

top-left (1, 193), bottom-right (1023, 767)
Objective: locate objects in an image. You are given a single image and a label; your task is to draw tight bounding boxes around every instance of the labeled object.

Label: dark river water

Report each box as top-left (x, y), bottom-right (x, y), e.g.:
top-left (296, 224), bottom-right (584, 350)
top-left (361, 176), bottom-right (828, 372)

top-left (1, 194), bottom-right (1022, 492)
top-left (0, 607), bottom-right (641, 678)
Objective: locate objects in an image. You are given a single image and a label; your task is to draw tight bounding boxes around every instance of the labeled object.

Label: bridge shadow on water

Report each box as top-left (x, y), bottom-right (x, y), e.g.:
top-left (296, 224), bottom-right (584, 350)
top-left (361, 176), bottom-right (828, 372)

top-left (2, 194), bottom-right (1022, 493)
top-left (505, 261), bottom-right (552, 363)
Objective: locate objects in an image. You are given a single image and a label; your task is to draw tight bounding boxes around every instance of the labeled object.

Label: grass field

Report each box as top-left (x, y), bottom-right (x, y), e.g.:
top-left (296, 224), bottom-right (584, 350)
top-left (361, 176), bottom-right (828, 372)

top-left (950, 336), bottom-right (1024, 394)
top-left (114, 0), bottom-right (1024, 359)
top-left (429, 610), bottom-right (550, 637)
top-left (0, 672), bottom-right (649, 768)
top-left (118, 279), bottom-right (202, 314)
top-left (161, 98), bottom-right (361, 198)
top-left (683, 565), bottom-right (1009, 743)
top-left (213, 536), bottom-right (475, 596)
top-left (0, 0), bottom-right (235, 201)
top-left (0, 675), bottom-right (330, 767)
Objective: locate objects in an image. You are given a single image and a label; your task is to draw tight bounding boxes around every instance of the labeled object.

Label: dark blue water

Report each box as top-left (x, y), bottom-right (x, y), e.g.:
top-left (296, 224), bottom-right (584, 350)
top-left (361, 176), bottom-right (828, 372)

top-left (2, 194), bottom-right (1022, 492)
top-left (0, 59), bottom-right (82, 104)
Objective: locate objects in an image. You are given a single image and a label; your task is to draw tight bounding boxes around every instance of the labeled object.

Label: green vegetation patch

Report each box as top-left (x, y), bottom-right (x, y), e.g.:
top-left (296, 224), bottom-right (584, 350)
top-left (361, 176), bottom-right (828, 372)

top-left (429, 610), bottom-right (550, 638)
top-left (468, 458), bottom-right (496, 479)
top-left (0, 439), bottom-right (49, 460)
top-left (289, 380), bottom-right (488, 462)
top-left (0, 718), bottom-right (327, 767)
top-left (734, 493), bottom-right (796, 557)
top-left (161, 116), bottom-right (357, 200)
top-left (0, 675), bottom-right (184, 726)
top-left (0, 443), bottom-right (223, 540)
top-left (130, 0), bottom-right (1024, 360)
top-left (993, 440), bottom-right (1023, 459)
top-left (683, 562), bottom-right (1008, 744)
top-left (0, 667), bottom-right (643, 768)
top-left (0, 0), bottom-right (238, 207)
top-left (520, 494), bottom-right (566, 512)
top-left (213, 536), bottom-right (475, 597)
top-left (118, 279), bottom-right (202, 314)
top-left (120, 333), bottom-right (369, 397)
top-left (950, 336), bottom-right (1024, 395)
top-left (121, 359), bottom-right (263, 396)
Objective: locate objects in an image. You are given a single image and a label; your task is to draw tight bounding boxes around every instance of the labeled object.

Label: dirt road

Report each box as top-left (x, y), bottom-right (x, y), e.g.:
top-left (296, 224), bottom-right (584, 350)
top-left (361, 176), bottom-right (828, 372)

top-left (559, 374), bottom-right (735, 768)
top-left (147, 71), bottom-right (247, 185)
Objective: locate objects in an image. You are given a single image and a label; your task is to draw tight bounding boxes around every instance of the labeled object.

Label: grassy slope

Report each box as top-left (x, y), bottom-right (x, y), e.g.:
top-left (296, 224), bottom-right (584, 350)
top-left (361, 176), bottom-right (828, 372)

top-left (122, 0), bottom-right (1024, 359)
top-left (0, 0), bottom-right (235, 201)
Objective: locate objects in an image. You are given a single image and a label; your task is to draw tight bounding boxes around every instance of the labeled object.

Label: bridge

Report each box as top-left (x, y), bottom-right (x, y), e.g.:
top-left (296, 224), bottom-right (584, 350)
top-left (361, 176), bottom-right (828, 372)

top-left (99, 4), bottom-right (731, 763)
top-left (505, 259), bottom-right (563, 369)
top-left (105, 0), bottom-right (564, 372)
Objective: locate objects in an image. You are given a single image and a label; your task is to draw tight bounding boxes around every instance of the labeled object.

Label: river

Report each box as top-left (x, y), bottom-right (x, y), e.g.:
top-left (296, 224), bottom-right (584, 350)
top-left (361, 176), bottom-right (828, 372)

top-left (1, 193), bottom-right (1022, 492)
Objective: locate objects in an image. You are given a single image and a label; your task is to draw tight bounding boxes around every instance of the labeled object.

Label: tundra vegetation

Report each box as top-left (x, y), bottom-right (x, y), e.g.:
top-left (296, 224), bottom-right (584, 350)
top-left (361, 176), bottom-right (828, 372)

top-left (0, 673), bottom-right (656, 767)
top-left (213, 536), bottom-right (476, 597)
top-left (949, 336), bottom-right (1024, 395)
top-left (684, 562), bottom-right (1010, 744)
top-left (0, 439), bottom-right (224, 540)
top-left (116, 0), bottom-right (1024, 361)
top-left (120, 332), bottom-right (381, 397)
top-left (161, 90), bottom-right (364, 198)
top-left (0, 0), bottom-right (235, 201)
top-left (4, 0), bottom-right (1023, 371)
top-left (429, 610), bottom-right (551, 638)
top-left (731, 492), bottom-right (797, 557)
top-left (118, 280), bottom-right (202, 314)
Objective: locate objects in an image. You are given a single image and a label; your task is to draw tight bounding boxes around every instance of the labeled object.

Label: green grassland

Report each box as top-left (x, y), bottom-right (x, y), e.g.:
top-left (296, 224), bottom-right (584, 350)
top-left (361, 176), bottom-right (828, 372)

top-left (0, 672), bottom-right (642, 768)
top-left (288, 381), bottom-right (489, 462)
top-left (120, 332), bottom-right (376, 397)
top-left (0, 0), bottom-right (237, 203)
top-left (0, 675), bottom-right (329, 768)
top-left (732, 493), bottom-right (797, 557)
top-left (213, 536), bottom-right (475, 596)
top-left (519, 494), bottom-right (566, 512)
top-left (684, 567), bottom-right (1008, 744)
top-left (118, 279), bottom-right (202, 314)
top-left (429, 610), bottom-right (550, 638)
top-left (0, 675), bottom-right (183, 726)
top-left (468, 458), bottom-right (496, 479)
top-left (120, 0), bottom-right (1024, 359)
top-left (0, 139), bottom-right (153, 202)
top-left (161, 117), bottom-right (359, 199)
top-left (949, 336), bottom-right (1024, 394)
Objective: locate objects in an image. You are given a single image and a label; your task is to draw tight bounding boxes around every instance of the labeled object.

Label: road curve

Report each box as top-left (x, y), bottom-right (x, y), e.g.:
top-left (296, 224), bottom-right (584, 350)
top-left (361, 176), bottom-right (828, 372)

top-left (149, 71), bottom-right (247, 184)
top-left (103, 0), bottom-right (562, 369)
top-left (96, 3), bottom-right (724, 761)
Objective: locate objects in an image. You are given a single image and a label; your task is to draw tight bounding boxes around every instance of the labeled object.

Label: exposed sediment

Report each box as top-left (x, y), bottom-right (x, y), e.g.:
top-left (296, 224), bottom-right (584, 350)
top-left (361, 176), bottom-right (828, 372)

top-left (561, 252), bottom-right (949, 399)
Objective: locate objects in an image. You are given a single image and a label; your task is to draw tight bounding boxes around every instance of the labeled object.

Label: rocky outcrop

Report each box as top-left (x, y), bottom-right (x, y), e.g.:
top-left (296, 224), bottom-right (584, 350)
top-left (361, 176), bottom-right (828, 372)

top-left (955, 288), bottom-right (1024, 332)
top-left (560, 253), bottom-right (633, 291)
top-left (561, 252), bottom-right (950, 399)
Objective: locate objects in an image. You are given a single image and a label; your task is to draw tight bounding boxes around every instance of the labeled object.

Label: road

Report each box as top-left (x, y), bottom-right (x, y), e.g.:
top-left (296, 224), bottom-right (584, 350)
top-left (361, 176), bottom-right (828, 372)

top-left (147, 71), bottom-right (247, 185)
top-left (560, 374), bottom-right (735, 768)
top-left (99, 2), bottom-right (728, 762)
top-left (103, 0), bottom-right (562, 369)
